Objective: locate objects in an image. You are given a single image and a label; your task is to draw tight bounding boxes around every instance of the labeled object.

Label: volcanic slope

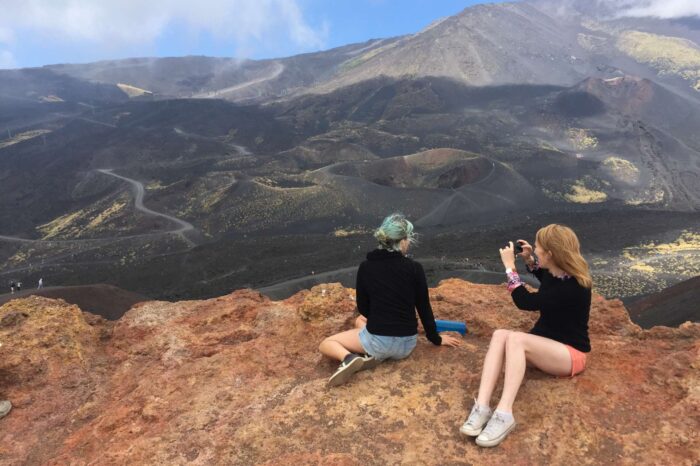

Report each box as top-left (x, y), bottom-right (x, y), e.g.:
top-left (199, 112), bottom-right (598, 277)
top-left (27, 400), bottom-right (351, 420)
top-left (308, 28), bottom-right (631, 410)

top-left (625, 275), bottom-right (700, 328)
top-left (44, 39), bottom-right (400, 103)
top-left (2, 75), bottom-right (699, 237)
top-left (34, 1), bottom-right (700, 103)
top-left (2, 72), bottom-right (700, 300)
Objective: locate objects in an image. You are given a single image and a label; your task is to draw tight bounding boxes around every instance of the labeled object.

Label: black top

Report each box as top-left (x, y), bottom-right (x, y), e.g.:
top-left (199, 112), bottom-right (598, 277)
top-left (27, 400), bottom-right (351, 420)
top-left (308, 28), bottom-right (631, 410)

top-left (512, 265), bottom-right (591, 353)
top-left (356, 249), bottom-right (442, 345)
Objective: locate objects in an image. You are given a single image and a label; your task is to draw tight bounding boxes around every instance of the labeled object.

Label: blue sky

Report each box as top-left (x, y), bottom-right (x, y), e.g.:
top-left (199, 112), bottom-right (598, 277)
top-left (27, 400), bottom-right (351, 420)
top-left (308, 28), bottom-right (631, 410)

top-left (0, 0), bottom-right (503, 69)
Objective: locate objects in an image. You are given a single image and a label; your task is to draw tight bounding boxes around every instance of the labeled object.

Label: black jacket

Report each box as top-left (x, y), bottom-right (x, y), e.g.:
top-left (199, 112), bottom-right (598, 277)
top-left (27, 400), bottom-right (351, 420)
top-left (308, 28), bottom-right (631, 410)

top-left (356, 249), bottom-right (442, 345)
top-left (512, 266), bottom-right (591, 353)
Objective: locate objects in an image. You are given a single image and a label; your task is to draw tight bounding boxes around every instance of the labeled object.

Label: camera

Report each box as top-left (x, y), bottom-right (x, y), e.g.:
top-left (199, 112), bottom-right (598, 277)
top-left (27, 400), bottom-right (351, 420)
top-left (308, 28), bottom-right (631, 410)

top-left (514, 242), bottom-right (524, 254)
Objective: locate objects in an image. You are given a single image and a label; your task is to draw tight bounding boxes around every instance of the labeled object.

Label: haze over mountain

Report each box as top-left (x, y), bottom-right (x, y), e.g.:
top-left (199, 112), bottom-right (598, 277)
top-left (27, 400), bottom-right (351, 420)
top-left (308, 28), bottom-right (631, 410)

top-left (1, 0), bottom-right (699, 309)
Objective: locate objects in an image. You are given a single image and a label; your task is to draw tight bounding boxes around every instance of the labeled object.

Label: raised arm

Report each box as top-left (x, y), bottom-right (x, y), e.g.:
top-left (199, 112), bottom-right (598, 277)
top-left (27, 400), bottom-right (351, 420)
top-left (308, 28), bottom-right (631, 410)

top-left (507, 270), bottom-right (557, 311)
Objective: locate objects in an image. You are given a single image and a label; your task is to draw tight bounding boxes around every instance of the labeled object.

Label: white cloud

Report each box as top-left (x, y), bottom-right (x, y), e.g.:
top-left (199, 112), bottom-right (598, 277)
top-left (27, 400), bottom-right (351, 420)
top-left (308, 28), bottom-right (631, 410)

top-left (601, 0), bottom-right (700, 18)
top-left (0, 27), bottom-right (15, 45)
top-left (0, 50), bottom-right (17, 69)
top-left (0, 0), bottom-right (326, 54)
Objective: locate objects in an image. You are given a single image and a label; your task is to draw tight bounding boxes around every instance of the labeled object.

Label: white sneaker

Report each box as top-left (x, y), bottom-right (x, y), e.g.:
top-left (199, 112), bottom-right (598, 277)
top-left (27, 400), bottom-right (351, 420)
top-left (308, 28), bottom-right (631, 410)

top-left (475, 411), bottom-right (516, 447)
top-left (0, 400), bottom-right (12, 419)
top-left (459, 400), bottom-right (493, 437)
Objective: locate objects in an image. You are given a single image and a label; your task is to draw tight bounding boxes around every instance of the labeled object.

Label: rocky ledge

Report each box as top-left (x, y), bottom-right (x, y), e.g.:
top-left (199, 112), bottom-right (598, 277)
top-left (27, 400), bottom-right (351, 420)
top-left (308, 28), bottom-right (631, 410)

top-left (0, 279), bottom-right (698, 465)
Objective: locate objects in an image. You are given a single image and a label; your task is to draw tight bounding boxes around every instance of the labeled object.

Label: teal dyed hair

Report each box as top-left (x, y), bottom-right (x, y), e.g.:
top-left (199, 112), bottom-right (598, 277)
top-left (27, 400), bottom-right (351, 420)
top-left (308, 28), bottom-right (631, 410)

top-left (374, 213), bottom-right (416, 251)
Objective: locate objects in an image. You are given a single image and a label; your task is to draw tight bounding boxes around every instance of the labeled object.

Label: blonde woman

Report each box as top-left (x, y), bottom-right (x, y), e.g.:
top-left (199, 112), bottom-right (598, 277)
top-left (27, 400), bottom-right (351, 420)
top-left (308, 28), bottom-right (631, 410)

top-left (461, 224), bottom-right (592, 447)
top-left (319, 213), bottom-right (461, 387)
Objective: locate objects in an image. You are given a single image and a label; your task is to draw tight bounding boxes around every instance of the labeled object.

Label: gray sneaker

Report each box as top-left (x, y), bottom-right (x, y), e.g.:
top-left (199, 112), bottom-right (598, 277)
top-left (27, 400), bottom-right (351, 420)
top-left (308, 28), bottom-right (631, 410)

top-left (327, 354), bottom-right (365, 387)
top-left (459, 400), bottom-right (493, 437)
top-left (475, 411), bottom-right (516, 447)
top-left (0, 400), bottom-right (12, 419)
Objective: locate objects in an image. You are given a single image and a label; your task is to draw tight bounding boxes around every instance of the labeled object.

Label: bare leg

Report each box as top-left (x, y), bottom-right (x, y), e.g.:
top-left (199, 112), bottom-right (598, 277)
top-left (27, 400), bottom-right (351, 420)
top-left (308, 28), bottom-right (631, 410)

top-left (496, 332), bottom-right (572, 413)
top-left (319, 329), bottom-right (366, 362)
top-left (476, 329), bottom-right (511, 407)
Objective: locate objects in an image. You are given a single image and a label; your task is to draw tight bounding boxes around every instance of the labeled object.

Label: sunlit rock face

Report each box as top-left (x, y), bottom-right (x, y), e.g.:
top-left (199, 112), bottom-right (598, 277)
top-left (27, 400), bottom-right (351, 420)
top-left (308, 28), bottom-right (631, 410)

top-left (0, 281), bottom-right (698, 465)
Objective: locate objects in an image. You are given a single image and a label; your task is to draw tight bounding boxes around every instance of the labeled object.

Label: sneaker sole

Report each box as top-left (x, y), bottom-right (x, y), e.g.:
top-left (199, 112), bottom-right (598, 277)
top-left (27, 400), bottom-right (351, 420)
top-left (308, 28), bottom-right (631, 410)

top-left (475, 422), bottom-right (516, 447)
top-left (327, 357), bottom-right (365, 387)
top-left (459, 425), bottom-right (485, 437)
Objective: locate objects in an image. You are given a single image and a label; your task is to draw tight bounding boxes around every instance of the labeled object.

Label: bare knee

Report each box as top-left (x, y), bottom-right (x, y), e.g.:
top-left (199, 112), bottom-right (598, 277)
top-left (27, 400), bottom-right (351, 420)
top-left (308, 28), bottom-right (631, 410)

top-left (490, 329), bottom-right (511, 346)
top-left (505, 331), bottom-right (527, 350)
top-left (319, 337), bottom-right (334, 352)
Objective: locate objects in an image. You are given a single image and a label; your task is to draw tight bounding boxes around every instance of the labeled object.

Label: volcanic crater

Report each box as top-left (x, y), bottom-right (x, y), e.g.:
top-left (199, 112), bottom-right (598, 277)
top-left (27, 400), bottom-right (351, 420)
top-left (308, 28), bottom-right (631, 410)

top-left (329, 148), bottom-right (495, 189)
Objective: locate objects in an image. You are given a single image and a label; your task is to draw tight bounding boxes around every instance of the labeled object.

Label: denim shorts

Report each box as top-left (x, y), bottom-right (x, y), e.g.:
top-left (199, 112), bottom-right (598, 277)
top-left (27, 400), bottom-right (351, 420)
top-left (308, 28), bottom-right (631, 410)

top-left (358, 327), bottom-right (417, 361)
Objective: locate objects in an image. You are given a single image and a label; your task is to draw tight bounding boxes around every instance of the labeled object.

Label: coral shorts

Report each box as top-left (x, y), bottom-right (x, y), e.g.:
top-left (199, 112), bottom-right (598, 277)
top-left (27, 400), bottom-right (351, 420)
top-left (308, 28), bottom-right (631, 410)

top-left (565, 344), bottom-right (587, 377)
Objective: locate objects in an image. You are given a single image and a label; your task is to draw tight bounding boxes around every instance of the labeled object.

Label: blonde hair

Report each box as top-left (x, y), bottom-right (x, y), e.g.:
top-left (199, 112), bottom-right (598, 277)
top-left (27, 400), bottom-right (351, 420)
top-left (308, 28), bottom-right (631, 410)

top-left (536, 224), bottom-right (592, 288)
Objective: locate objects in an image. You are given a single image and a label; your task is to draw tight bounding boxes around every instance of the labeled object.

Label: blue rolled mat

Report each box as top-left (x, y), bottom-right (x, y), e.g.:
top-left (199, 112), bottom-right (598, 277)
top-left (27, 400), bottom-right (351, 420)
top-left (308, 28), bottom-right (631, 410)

top-left (435, 319), bottom-right (467, 335)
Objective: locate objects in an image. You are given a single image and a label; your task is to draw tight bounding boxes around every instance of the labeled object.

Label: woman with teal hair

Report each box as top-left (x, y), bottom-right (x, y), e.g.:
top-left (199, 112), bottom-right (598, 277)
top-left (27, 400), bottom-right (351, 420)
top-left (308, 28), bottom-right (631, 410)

top-left (319, 213), bottom-right (461, 387)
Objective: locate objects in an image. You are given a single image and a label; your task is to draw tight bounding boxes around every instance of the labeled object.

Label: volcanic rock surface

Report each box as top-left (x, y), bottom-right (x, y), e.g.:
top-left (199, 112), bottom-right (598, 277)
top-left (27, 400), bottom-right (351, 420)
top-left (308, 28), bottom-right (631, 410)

top-left (0, 280), bottom-right (698, 465)
top-left (626, 275), bottom-right (700, 329)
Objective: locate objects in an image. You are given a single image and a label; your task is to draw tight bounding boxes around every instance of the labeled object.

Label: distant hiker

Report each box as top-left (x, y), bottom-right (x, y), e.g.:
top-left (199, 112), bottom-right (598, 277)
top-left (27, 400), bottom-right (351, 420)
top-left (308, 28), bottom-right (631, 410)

top-left (461, 224), bottom-right (592, 448)
top-left (319, 213), bottom-right (461, 387)
top-left (9, 282), bottom-right (15, 294)
top-left (37, 278), bottom-right (43, 289)
top-left (16, 282), bottom-right (21, 292)
top-left (0, 400), bottom-right (11, 420)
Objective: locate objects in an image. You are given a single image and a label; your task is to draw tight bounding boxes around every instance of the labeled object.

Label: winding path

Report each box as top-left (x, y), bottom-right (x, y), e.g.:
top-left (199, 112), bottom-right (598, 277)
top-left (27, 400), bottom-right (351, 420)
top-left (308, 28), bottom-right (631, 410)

top-left (173, 127), bottom-right (251, 156)
top-left (1, 169), bottom-right (199, 250)
top-left (194, 62), bottom-right (285, 99)
top-left (96, 169), bottom-right (196, 247)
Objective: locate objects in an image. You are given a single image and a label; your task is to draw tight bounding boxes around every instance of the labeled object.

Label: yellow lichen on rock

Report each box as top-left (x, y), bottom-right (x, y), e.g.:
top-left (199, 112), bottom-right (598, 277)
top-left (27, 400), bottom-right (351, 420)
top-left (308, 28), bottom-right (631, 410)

top-left (630, 263), bottom-right (655, 273)
top-left (86, 201), bottom-right (127, 230)
top-left (567, 128), bottom-right (598, 150)
top-left (617, 31), bottom-right (700, 88)
top-left (602, 156), bottom-right (640, 184)
top-left (38, 210), bottom-right (85, 239)
top-left (0, 130), bottom-right (51, 149)
top-left (565, 179), bottom-right (607, 203)
top-left (625, 188), bottom-right (665, 206)
top-left (600, 229), bottom-right (700, 297)
top-left (640, 231), bottom-right (700, 253)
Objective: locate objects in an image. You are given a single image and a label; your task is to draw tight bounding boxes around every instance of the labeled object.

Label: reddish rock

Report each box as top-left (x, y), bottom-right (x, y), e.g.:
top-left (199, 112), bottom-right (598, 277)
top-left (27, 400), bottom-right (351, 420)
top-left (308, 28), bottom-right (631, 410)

top-left (0, 280), bottom-right (698, 465)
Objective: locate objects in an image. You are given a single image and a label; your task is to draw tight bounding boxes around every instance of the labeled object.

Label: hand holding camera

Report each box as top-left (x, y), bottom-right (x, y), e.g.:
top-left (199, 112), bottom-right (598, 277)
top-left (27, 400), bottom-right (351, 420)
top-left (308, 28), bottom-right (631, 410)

top-left (515, 239), bottom-right (533, 257)
top-left (500, 240), bottom-right (534, 270)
